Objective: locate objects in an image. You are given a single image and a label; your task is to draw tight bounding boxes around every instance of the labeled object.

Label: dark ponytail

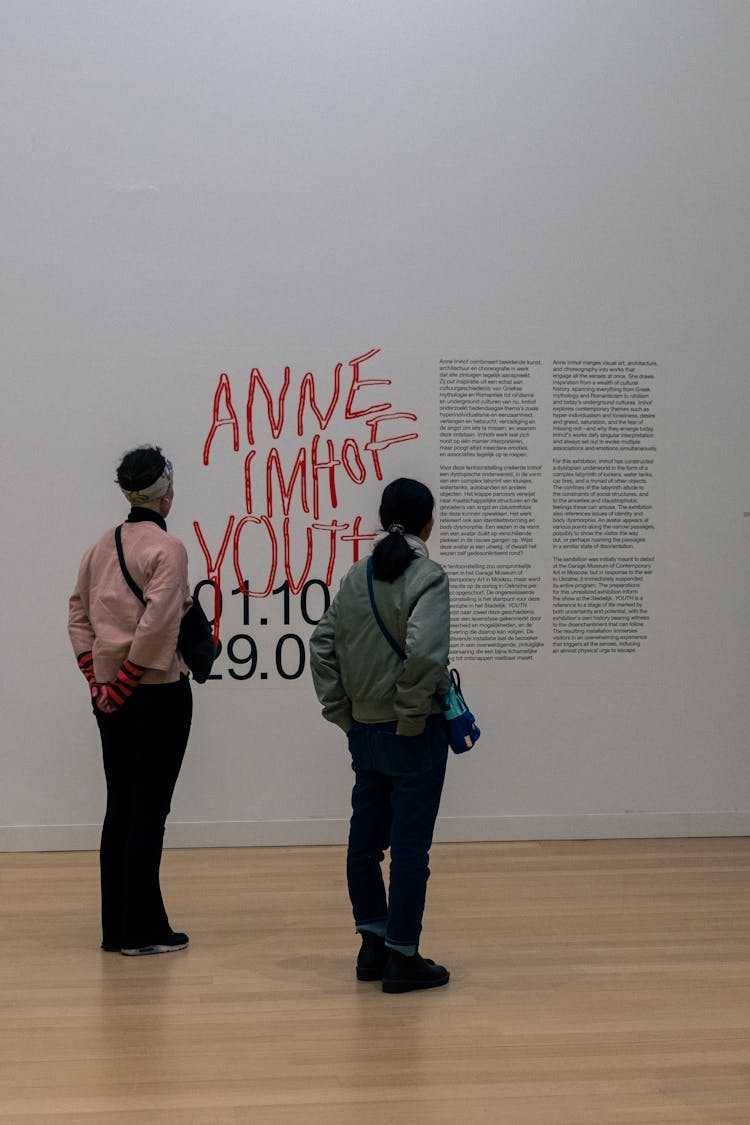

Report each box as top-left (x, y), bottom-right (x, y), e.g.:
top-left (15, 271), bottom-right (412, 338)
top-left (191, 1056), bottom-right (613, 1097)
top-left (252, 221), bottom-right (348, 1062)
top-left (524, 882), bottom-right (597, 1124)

top-left (370, 478), bottom-right (434, 583)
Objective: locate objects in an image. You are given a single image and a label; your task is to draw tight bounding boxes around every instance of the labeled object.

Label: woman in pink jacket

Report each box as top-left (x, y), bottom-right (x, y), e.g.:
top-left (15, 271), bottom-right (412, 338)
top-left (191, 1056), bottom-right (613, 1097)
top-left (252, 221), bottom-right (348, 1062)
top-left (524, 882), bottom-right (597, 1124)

top-left (69, 445), bottom-right (193, 956)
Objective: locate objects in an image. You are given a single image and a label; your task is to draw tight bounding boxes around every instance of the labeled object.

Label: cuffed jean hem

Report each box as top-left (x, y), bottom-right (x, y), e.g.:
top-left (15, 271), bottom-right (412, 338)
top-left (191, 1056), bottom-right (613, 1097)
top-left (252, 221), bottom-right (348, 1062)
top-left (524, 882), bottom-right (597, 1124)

top-left (356, 919), bottom-right (387, 938)
top-left (385, 938), bottom-right (417, 956)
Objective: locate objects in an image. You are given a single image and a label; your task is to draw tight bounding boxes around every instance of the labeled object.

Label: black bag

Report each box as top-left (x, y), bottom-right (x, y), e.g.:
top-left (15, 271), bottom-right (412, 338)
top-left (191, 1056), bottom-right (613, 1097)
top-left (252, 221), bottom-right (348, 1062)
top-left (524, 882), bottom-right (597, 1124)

top-left (175, 598), bottom-right (216, 683)
top-left (114, 526), bottom-right (217, 683)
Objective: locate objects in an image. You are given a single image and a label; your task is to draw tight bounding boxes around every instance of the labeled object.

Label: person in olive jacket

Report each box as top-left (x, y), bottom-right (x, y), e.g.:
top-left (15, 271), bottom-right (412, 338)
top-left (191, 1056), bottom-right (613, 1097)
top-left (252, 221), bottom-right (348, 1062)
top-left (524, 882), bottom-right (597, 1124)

top-left (309, 478), bottom-right (452, 993)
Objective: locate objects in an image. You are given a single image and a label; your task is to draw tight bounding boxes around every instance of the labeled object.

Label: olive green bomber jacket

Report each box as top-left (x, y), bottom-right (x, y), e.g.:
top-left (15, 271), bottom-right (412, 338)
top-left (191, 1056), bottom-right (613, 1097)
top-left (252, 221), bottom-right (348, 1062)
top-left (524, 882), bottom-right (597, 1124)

top-left (309, 555), bottom-right (451, 737)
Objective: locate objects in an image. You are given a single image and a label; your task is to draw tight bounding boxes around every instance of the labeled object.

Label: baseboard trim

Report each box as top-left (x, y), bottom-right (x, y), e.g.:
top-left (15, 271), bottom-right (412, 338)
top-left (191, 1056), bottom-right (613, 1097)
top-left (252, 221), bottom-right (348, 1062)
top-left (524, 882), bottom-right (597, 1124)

top-left (0, 812), bottom-right (748, 852)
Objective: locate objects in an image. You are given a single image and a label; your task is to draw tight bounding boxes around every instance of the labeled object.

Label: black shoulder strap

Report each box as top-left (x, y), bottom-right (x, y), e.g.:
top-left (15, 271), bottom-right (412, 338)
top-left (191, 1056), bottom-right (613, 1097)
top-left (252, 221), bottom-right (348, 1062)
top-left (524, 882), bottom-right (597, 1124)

top-left (366, 557), bottom-right (406, 661)
top-left (114, 525), bottom-right (146, 605)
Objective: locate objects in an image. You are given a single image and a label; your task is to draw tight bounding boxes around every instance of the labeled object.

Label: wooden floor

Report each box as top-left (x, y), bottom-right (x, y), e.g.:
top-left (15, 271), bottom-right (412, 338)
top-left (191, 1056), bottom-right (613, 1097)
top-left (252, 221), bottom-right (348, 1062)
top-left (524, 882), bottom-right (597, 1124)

top-left (1, 840), bottom-right (749, 1124)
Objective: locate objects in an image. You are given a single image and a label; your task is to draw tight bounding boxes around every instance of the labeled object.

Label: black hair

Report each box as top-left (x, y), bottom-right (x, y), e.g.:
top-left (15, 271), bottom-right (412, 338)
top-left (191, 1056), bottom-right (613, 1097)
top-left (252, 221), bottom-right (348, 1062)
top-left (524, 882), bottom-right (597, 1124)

top-left (116, 445), bottom-right (167, 493)
top-left (370, 478), bottom-right (434, 583)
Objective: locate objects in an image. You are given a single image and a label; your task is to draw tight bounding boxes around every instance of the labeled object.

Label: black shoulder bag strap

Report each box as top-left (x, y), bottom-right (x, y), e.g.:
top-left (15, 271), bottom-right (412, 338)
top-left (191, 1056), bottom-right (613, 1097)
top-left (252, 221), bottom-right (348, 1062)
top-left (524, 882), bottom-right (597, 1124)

top-left (114, 525), bottom-right (146, 606)
top-left (366, 557), bottom-right (406, 661)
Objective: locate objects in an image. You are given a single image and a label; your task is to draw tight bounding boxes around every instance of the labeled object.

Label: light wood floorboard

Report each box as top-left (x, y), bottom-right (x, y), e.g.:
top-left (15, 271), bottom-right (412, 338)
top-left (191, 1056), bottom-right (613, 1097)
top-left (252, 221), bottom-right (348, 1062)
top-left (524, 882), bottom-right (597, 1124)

top-left (1, 839), bottom-right (749, 1124)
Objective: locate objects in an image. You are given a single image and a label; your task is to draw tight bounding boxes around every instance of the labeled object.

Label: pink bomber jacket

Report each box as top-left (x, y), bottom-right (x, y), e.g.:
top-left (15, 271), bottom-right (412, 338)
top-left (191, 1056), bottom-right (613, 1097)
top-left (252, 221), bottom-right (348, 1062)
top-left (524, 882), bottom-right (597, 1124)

top-left (68, 516), bottom-right (192, 684)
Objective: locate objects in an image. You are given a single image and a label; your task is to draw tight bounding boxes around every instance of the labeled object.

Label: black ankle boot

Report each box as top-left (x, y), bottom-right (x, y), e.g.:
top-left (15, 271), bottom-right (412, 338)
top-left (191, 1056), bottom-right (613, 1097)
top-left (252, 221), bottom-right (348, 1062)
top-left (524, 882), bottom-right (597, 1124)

top-left (382, 950), bottom-right (450, 993)
top-left (356, 931), bottom-right (387, 980)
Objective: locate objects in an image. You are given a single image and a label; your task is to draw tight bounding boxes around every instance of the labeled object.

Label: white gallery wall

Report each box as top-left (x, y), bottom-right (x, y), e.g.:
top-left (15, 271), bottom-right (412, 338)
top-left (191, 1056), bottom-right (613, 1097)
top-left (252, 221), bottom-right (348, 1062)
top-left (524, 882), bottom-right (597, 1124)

top-left (1, 0), bottom-right (748, 850)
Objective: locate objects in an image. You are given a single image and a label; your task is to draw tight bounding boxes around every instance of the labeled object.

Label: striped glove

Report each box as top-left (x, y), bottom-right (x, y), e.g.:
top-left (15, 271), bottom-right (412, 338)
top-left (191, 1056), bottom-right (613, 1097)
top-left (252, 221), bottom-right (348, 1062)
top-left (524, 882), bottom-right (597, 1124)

top-left (77, 651), bottom-right (97, 687)
top-left (101, 659), bottom-right (146, 711)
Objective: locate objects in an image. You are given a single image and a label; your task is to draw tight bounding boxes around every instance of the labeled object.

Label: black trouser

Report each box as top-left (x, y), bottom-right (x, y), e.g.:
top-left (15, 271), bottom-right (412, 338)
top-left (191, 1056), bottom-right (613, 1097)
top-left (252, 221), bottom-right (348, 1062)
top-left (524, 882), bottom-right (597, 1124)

top-left (95, 676), bottom-right (192, 948)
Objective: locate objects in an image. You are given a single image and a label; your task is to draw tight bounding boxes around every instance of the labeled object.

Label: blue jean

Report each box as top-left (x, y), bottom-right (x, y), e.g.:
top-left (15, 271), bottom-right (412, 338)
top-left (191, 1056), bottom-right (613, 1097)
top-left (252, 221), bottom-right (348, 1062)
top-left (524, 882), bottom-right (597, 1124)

top-left (346, 714), bottom-right (449, 955)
